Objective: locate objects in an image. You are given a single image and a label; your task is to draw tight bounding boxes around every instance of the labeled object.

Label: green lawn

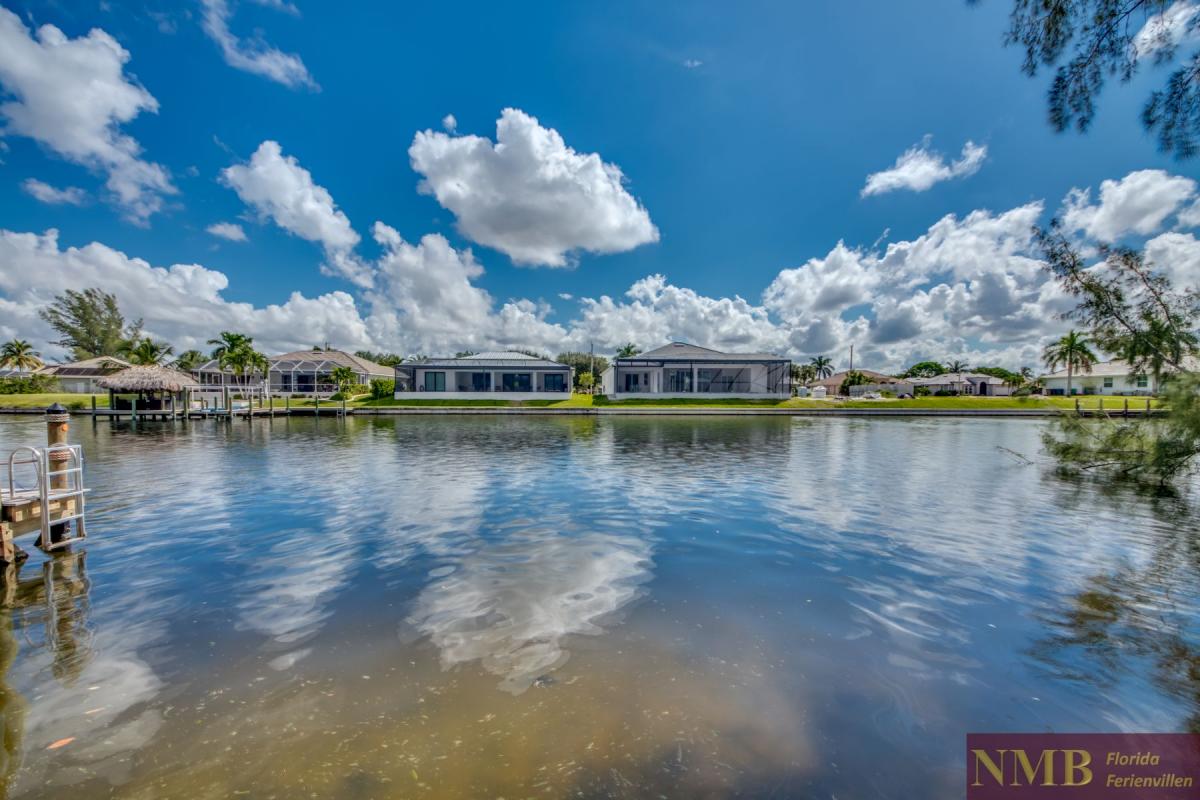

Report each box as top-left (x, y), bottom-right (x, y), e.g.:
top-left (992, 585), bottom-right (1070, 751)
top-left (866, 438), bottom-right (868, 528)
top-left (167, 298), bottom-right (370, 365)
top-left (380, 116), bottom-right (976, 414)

top-left (0, 393), bottom-right (109, 410)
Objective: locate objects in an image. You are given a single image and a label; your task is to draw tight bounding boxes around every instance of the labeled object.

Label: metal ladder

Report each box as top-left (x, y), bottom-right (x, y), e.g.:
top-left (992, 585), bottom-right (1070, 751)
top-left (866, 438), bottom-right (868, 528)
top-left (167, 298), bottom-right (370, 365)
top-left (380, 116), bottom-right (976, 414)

top-left (2, 444), bottom-right (88, 548)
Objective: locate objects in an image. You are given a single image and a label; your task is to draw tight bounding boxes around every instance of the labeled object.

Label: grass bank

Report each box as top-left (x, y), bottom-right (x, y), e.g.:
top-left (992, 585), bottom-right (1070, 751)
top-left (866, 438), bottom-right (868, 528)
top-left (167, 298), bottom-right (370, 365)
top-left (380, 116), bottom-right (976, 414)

top-left (0, 393), bottom-right (109, 410)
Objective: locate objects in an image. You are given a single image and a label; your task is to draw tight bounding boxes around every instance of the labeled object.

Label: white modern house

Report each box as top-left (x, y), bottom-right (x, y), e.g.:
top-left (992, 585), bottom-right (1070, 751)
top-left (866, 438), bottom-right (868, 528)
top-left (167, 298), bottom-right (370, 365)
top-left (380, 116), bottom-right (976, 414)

top-left (1039, 358), bottom-right (1198, 396)
top-left (393, 352), bottom-right (572, 400)
top-left (193, 349), bottom-right (393, 397)
top-left (600, 342), bottom-right (791, 399)
top-left (909, 372), bottom-right (1013, 396)
top-left (37, 356), bottom-right (132, 393)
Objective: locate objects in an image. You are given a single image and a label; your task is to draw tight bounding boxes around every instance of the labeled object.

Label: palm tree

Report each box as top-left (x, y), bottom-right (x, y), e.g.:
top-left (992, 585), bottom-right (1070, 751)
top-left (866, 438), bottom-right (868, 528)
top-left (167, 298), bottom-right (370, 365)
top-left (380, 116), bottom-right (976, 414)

top-left (946, 359), bottom-right (970, 373)
top-left (1042, 330), bottom-right (1098, 397)
top-left (0, 339), bottom-right (42, 371)
top-left (174, 349), bottom-right (207, 371)
top-left (121, 337), bottom-right (174, 365)
top-left (615, 343), bottom-right (641, 358)
top-left (218, 342), bottom-right (268, 387)
top-left (809, 355), bottom-right (834, 379)
top-left (207, 331), bottom-right (253, 361)
top-left (330, 365), bottom-right (357, 397)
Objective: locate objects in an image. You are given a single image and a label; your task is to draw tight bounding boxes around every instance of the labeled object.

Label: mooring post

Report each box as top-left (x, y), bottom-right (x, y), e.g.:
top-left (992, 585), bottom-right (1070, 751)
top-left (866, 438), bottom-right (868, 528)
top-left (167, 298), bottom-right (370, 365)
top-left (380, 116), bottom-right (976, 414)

top-left (41, 403), bottom-right (71, 546)
top-left (1074, 397), bottom-right (1080, 414)
top-left (285, 394), bottom-right (290, 414)
top-left (1124, 397), bottom-right (1129, 417)
top-left (341, 397), bottom-right (347, 417)
top-left (90, 395), bottom-right (96, 415)
top-left (131, 397), bottom-right (138, 422)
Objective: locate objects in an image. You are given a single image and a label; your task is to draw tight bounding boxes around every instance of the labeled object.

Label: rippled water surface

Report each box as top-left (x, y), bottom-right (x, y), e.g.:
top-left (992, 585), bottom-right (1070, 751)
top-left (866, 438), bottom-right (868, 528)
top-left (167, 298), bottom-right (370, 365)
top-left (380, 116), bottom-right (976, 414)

top-left (0, 414), bottom-right (1196, 798)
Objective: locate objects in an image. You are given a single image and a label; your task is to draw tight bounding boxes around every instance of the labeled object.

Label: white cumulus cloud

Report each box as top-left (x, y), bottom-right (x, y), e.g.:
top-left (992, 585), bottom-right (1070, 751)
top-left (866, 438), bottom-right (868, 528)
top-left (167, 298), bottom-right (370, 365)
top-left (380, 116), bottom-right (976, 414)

top-left (0, 8), bottom-right (175, 223)
top-left (1133, 1), bottom-right (1200, 56)
top-left (0, 228), bottom-right (370, 358)
top-left (206, 221), bottom-right (248, 242)
top-left (221, 140), bottom-right (369, 285)
top-left (409, 108), bottom-right (659, 267)
top-left (1060, 169), bottom-right (1197, 242)
top-left (862, 137), bottom-right (987, 197)
top-left (200, 0), bottom-right (317, 90)
top-left (21, 178), bottom-right (86, 206)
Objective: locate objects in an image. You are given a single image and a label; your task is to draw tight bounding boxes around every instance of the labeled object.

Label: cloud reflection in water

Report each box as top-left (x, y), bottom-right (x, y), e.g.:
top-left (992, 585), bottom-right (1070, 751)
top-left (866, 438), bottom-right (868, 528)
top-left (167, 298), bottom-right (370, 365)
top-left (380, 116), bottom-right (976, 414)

top-left (409, 528), bottom-right (653, 694)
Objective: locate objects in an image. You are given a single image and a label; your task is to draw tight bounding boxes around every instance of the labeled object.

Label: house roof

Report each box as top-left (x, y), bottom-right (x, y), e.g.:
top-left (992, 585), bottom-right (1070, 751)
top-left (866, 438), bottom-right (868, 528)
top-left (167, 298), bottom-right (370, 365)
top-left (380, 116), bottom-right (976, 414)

top-left (412, 351), bottom-right (568, 369)
top-left (909, 372), bottom-right (1006, 385)
top-left (618, 342), bottom-right (786, 362)
top-left (38, 356), bottom-right (131, 377)
top-left (195, 350), bottom-right (393, 376)
top-left (1040, 357), bottom-right (1200, 380)
top-left (812, 369), bottom-right (901, 387)
top-left (98, 365), bottom-right (201, 392)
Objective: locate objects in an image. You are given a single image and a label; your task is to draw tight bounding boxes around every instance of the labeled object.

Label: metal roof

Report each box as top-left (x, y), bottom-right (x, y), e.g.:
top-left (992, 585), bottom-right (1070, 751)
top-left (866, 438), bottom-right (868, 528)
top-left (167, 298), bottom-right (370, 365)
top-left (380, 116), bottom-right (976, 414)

top-left (1041, 357), bottom-right (1200, 379)
top-left (617, 342), bottom-right (786, 363)
top-left (407, 352), bottom-right (569, 370)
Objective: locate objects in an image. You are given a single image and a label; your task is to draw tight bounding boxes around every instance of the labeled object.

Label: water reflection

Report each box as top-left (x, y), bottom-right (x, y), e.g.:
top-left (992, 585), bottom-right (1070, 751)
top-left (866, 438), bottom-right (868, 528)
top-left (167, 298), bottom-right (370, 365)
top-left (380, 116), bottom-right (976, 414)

top-left (1032, 491), bottom-right (1200, 732)
top-left (0, 416), bottom-right (1194, 798)
top-left (409, 525), bottom-right (654, 693)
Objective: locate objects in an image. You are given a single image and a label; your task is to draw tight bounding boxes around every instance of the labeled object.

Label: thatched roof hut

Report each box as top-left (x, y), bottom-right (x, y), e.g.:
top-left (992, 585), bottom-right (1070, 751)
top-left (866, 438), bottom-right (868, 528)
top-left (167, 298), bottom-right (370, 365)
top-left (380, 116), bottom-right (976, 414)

top-left (97, 365), bottom-right (201, 393)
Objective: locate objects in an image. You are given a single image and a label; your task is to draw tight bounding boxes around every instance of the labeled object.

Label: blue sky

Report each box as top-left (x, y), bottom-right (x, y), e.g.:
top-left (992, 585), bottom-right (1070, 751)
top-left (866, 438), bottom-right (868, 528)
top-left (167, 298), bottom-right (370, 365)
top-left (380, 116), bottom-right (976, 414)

top-left (1, 0), bottom-right (1197, 368)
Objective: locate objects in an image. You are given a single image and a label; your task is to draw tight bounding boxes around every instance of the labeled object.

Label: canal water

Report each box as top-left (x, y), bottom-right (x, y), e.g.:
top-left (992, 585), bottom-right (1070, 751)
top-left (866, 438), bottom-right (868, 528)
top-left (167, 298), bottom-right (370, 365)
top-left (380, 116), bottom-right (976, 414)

top-left (0, 415), bottom-right (1195, 798)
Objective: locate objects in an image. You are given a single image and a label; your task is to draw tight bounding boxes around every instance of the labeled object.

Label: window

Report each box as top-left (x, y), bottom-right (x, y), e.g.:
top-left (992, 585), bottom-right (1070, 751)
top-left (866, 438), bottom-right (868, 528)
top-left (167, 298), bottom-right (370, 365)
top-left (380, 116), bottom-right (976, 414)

top-left (502, 373), bottom-right (532, 392)
top-left (623, 372), bottom-right (640, 391)
top-left (1136, 375), bottom-right (1148, 388)
top-left (543, 373), bottom-right (565, 391)
top-left (471, 372), bottom-right (490, 391)
top-left (1103, 377), bottom-right (1113, 388)
top-left (424, 371), bottom-right (446, 391)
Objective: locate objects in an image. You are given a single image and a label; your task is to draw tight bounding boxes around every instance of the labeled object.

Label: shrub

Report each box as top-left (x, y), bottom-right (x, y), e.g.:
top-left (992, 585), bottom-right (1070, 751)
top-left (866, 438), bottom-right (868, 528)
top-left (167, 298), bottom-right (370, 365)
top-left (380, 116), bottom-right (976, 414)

top-left (933, 389), bottom-right (958, 397)
top-left (0, 374), bottom-right (59, 393)
top-left (914, 386), bottom-right (931, 397)
top-left (369, 378), bottom-right (395, 399)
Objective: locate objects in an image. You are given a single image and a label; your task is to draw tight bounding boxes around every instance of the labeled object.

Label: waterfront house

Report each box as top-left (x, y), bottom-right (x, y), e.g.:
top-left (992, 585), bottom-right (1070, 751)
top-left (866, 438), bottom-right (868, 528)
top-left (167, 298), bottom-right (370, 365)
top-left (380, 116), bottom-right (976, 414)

top-left (599, 342), bottom-right (790, 399)
top-left (37, 356), bottom-right (132, 393)
top-left (909, 372), bottom-right (1012, 396)
top-left (1039, 357), bottom-right (1200, 396)
top-left (810, 369), bottom-right (905, 397)
top-left (394, 352), bottom-right (572, 400)
top-left (193, 349), bottom-right (393, 397)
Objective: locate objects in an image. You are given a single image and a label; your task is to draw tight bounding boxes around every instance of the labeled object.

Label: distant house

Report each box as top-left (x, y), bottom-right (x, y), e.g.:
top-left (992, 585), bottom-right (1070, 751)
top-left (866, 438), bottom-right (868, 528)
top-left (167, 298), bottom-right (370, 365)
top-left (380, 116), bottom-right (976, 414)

top-left (599, 342), bottom-right (790, 398)
top-left (37, 356), bottom-right (131, 393)
top-left (394, 352), bottom-right (572, 400)
top-left (810, 369), bottom-right (906, 396)
top-left (909, 372), bottom-right (1012, 396)
top-left (1039, 358), bottom-right (1199, 396)
top-left (193, 350), bottom-right (393, 397)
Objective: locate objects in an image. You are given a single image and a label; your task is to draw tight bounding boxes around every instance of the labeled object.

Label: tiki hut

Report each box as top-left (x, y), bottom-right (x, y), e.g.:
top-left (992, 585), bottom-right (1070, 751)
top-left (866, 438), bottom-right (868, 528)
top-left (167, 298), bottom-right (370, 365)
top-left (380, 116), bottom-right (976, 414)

top-left (98, 365), bottom-right (201, 412)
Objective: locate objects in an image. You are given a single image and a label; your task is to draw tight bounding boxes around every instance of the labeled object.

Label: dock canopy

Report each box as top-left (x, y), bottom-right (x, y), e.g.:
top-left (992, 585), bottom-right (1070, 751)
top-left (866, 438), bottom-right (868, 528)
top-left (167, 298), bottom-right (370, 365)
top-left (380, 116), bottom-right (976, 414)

top-left (98, 366), bottom-right (202, 393)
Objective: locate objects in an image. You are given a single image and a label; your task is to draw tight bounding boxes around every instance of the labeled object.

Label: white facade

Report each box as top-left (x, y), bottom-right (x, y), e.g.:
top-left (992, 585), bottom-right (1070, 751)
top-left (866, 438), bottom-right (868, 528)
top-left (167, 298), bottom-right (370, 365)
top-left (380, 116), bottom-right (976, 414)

top-left (394, 352), bottom-right (572, 401)
top-left (1041, 360), bottom-right (1156, 396)
top-left (600, 342), bottom-right (790, 399)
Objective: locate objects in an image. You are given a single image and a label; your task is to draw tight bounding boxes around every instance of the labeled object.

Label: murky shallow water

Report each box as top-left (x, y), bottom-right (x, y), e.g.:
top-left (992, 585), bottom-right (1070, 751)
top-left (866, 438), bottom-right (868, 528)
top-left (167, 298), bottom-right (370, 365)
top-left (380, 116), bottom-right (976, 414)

top-left (0, 414), bottom-right (1196, 798)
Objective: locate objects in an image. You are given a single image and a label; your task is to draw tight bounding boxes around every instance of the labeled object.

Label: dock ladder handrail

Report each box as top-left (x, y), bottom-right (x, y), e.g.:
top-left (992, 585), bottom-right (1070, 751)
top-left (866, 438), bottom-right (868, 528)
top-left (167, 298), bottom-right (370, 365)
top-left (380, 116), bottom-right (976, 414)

top-left (1, 444), bottom-right (87, 549)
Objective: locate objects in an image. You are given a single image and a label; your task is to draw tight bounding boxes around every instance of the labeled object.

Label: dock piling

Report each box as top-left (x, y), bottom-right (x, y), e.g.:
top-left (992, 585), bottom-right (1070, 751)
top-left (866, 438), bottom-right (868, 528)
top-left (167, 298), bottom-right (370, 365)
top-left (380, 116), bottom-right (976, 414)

top-left (41, 404), bottom-right (71, 546)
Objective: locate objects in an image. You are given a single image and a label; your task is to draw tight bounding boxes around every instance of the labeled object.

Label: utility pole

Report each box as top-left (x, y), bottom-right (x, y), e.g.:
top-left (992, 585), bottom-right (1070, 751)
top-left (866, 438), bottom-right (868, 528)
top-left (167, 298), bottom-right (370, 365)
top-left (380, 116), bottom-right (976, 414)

top-left (849, 344), bottom-right (854, 372)
top-left (589, 342), bottom-right (595, 395)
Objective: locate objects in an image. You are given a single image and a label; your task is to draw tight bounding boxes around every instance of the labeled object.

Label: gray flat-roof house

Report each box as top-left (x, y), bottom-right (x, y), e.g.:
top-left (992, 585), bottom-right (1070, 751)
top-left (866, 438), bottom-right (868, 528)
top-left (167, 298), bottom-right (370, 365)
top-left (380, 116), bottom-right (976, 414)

top-left (193, 349), bottom-right (393, 397)
top-left (394, 352), bottom-right (572, 400)
top-left (600, 342), bottom-right (791, 399)
top-left (37, 356), bottom-right (132, 393)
